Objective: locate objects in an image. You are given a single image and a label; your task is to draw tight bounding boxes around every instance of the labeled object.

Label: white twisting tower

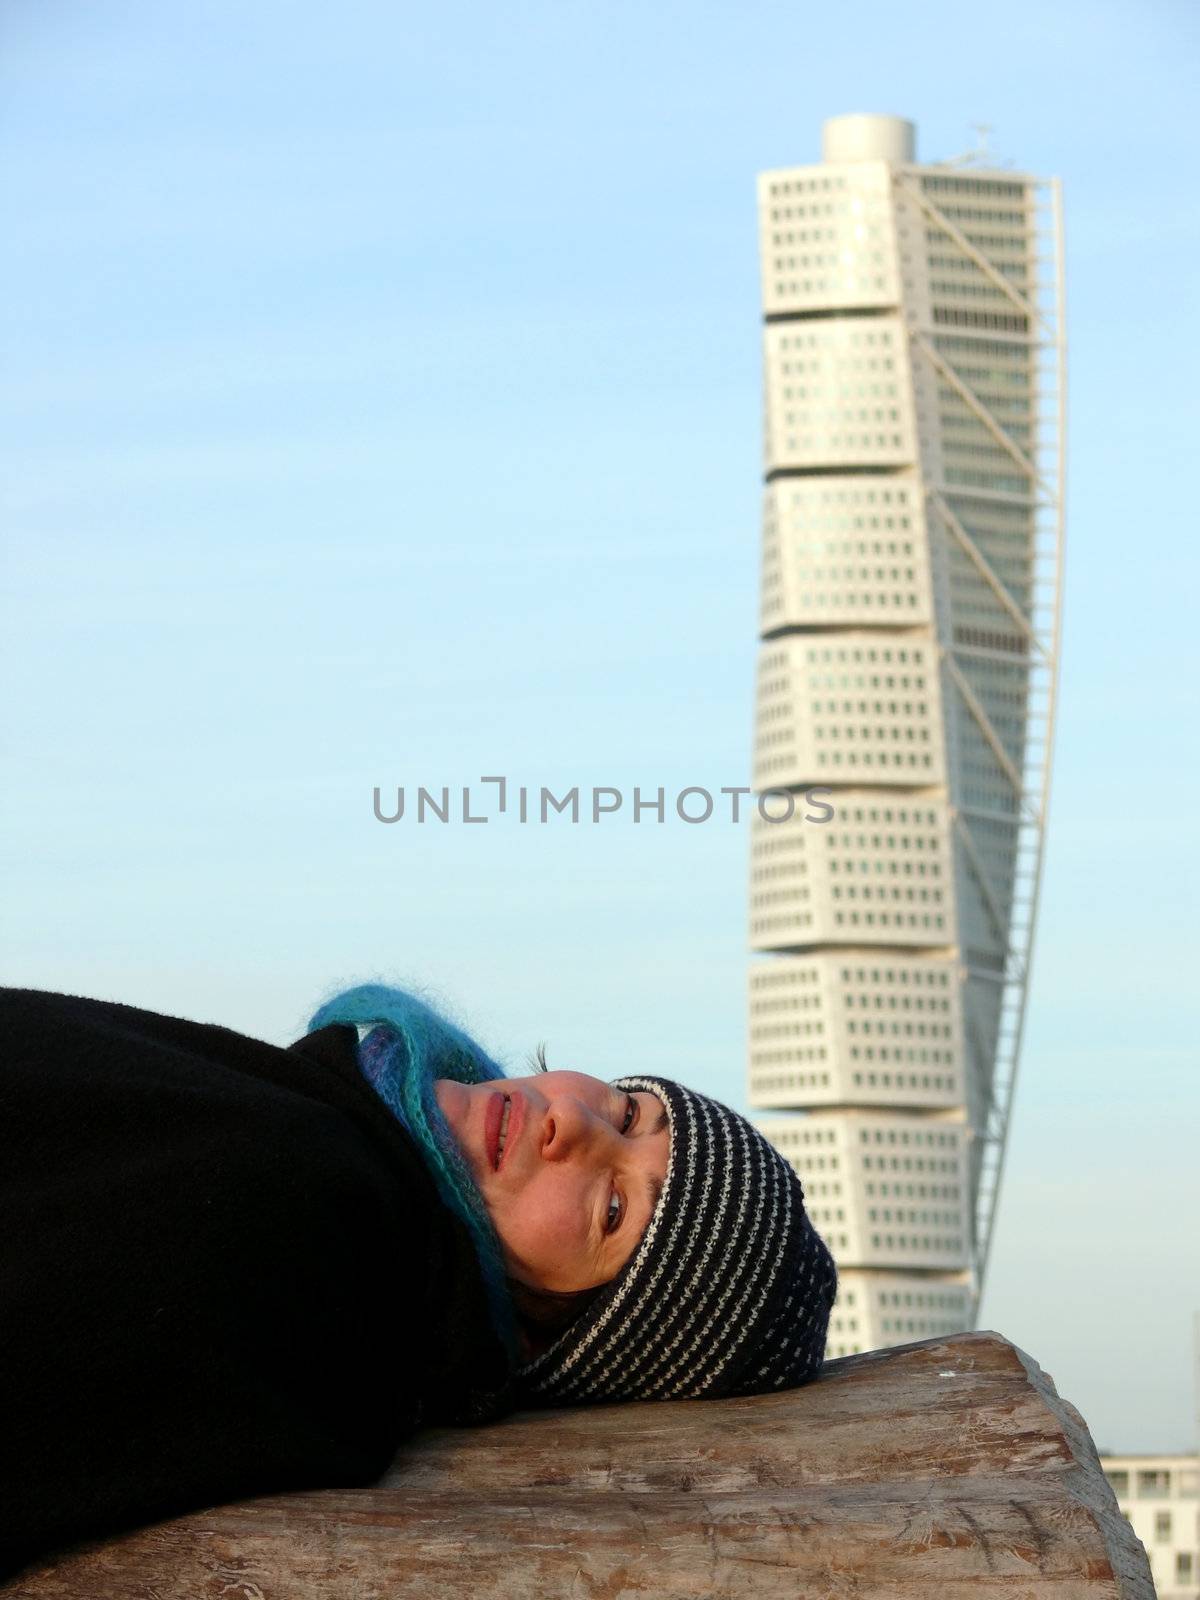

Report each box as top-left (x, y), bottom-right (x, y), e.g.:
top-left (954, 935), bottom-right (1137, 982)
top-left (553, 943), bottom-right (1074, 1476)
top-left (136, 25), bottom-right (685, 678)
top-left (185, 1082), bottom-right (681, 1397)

top-left (749, 114), bottom-right (1065, 1355)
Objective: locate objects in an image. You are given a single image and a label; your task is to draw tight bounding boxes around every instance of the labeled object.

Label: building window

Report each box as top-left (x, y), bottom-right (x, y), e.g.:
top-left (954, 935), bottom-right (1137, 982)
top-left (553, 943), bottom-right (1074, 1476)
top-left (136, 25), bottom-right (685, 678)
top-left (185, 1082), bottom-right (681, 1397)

top-left (1177, 1552), bottom-right (1194, 1583)
top-left (1104, 1470), bottom-right (1129, 1496)
top-left (1138, 1469), bottom-right (1171, 1497)
top-left (1154, 1510), bottom-right (1171, 1541)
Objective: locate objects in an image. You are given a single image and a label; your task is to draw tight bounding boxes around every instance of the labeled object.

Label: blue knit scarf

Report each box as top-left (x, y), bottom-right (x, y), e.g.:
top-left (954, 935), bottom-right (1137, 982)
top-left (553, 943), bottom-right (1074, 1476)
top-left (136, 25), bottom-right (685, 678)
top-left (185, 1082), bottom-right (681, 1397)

top-left (305, 982), bottom-right (518, 1362)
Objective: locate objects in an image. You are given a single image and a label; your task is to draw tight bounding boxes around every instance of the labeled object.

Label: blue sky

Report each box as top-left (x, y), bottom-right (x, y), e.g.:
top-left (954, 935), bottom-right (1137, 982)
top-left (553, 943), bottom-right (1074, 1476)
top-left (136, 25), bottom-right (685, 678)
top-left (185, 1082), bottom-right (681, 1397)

top-left (3, 0), bottom-right (1197, 1451)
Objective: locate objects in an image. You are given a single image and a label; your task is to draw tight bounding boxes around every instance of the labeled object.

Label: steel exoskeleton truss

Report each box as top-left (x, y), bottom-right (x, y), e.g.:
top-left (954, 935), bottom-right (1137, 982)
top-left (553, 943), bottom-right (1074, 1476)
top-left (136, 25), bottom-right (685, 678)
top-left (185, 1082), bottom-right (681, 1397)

top-left (895, 172), bottom-right (1066, 1314)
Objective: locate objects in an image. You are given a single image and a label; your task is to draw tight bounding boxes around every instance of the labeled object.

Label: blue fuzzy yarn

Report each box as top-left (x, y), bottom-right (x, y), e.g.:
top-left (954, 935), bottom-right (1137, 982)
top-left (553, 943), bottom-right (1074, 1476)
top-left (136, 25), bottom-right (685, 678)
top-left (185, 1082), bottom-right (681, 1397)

top-left (305, 982), bottom-right (518, 1363)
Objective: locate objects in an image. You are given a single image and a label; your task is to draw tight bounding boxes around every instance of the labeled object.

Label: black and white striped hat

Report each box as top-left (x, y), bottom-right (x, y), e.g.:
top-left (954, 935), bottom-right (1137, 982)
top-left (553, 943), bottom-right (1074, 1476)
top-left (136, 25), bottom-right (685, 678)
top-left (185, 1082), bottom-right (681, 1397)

top-left (514, 1074), bottom-right (838, 1405)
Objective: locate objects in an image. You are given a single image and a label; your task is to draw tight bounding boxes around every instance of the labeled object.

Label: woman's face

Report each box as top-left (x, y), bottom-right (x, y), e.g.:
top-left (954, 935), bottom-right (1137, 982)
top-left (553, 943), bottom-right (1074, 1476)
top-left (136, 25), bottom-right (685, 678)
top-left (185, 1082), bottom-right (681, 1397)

top-left (433, 1071), bottom-right (670, 1294)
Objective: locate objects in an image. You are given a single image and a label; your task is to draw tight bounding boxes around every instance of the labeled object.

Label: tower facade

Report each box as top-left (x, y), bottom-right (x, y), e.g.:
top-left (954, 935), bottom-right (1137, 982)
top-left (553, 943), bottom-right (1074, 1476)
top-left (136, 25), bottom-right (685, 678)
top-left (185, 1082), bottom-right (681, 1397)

top-left (749, 115), bottom-right (1065, 1355)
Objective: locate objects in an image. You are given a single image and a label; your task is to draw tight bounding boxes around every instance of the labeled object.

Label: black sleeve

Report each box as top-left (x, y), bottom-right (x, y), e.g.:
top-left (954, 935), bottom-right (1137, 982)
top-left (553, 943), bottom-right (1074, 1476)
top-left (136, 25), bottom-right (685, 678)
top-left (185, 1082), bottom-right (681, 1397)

top-left (0, 989), bottom-right (435, 1576)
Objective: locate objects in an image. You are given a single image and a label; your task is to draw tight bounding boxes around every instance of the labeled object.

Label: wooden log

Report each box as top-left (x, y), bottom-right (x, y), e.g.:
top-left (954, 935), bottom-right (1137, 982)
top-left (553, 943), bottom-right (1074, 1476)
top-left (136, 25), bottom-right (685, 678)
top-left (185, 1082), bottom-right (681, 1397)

top-left (4, 1332), bottom-right (1153, 1598)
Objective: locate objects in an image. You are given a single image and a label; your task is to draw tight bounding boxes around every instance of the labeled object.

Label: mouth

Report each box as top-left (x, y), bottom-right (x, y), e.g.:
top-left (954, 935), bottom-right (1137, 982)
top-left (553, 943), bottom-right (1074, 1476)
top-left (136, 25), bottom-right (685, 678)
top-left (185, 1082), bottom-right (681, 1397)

top-left (484, 1089), bottom-right (522, 1171)
top-left (498, 1094), bottom-right (513, 1169)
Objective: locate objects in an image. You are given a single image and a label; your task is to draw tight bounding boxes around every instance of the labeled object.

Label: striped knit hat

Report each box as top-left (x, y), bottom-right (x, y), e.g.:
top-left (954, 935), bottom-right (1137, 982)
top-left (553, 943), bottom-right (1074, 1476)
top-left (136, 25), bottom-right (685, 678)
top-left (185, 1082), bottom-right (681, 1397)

top-left (515, 1074), bottom-right (838, 1405)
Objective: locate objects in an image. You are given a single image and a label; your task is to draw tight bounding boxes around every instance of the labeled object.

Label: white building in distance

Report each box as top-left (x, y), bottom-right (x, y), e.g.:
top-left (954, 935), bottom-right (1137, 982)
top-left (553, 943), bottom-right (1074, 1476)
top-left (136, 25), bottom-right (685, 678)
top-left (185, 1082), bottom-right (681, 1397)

top-left (1101, 1454), bottom-right (1200, 1598)
top-left (748, 114), bottom-right (1065, 1354)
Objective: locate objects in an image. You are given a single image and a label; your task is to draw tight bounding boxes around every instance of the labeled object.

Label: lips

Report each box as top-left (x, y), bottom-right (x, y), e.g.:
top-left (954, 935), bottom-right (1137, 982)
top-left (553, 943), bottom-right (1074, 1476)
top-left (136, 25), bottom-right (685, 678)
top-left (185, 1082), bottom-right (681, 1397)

top-left (484, 1091), bottom-right (506, 1170)
top-left (483, 1089), bottom-right (524, 1171)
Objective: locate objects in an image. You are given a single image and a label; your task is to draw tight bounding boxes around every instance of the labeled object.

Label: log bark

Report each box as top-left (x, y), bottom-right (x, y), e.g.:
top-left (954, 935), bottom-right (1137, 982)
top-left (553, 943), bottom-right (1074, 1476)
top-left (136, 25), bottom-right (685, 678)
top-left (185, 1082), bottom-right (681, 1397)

top-left (4, 1331), bottom-right (1153, 1598)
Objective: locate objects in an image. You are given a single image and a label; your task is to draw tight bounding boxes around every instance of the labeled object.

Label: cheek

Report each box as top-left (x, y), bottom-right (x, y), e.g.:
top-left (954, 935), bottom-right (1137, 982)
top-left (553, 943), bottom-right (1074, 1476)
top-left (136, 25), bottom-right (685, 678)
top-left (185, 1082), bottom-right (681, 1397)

top-left (493, 1175), bottom-right (584, 1273)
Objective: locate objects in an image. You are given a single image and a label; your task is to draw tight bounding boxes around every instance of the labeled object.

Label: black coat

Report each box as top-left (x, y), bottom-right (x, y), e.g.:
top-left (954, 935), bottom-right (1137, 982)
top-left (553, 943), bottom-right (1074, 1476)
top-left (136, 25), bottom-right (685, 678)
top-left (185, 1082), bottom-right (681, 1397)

top-left (0, 987), bottom-right (514, 1578)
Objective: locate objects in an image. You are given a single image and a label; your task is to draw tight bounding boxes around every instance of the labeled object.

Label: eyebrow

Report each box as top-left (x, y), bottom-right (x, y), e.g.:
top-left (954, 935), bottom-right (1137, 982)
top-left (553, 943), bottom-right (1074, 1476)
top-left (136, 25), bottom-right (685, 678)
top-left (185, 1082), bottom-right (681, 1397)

top-left (601, 1099), bottom-right (670, 1251)
top-left (640, 1104), bottom-right (668, 1225)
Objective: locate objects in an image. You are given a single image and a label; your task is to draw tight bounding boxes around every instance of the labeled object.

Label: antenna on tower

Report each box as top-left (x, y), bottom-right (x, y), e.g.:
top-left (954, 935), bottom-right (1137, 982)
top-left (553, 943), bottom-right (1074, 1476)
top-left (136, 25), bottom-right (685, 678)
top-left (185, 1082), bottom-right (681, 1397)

top-left (969, 123), bottom-right (994, 163)
top-left (943, 122), bottom-right (999, 168)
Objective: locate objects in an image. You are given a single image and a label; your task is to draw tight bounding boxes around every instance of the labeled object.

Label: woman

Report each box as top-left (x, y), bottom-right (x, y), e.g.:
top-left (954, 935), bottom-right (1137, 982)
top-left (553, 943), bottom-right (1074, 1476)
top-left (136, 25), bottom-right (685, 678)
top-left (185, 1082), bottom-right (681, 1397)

top-left (0, 981), bottom-right (837, 1576)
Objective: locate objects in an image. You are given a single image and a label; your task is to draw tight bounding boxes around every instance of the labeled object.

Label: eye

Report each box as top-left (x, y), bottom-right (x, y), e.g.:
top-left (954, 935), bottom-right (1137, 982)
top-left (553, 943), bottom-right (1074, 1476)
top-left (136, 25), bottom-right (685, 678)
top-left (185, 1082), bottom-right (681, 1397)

top-left (620, 1093), bottom-right (636, 1134)
top-left (605, 1189), bottom-right (623, 1233)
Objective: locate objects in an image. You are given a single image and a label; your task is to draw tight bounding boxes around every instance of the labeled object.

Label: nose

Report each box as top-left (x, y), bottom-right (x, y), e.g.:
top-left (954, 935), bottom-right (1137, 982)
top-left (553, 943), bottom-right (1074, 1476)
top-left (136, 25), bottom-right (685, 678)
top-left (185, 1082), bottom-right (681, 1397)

top-left (539, 1096), bottom-right (611, 1162)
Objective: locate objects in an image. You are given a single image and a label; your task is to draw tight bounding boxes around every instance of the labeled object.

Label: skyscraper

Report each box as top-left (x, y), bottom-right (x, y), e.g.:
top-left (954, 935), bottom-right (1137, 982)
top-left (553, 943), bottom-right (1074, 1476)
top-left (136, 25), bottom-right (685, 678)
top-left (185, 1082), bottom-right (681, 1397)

top-left (748, 115), bottom-right (1065, 1356)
